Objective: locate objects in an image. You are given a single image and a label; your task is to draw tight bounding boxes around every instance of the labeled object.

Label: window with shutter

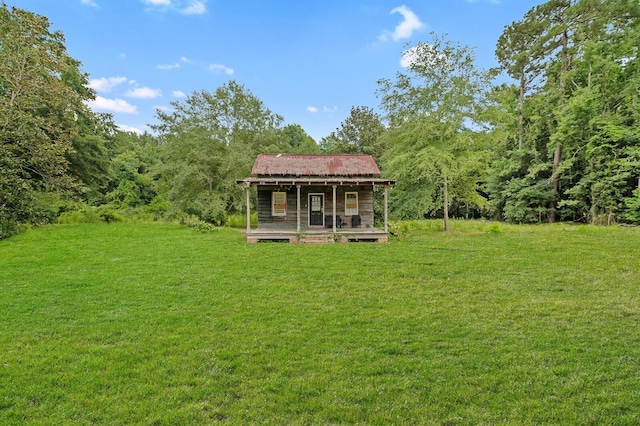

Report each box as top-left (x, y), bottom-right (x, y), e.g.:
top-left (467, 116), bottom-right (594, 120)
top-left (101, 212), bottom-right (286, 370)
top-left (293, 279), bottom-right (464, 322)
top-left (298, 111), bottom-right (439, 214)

top-left (345, 192), bottom-right (358, 215)
top-left (272, 192), bottom-right (287, 216)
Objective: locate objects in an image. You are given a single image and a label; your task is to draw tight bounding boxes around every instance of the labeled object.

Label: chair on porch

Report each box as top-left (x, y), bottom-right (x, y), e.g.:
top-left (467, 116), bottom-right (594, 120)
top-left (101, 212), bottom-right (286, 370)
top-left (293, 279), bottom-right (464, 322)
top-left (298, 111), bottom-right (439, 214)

top-left (325, 215), bottom-right (342, 228)
top-left (351, 215), bottom-right (361, 228)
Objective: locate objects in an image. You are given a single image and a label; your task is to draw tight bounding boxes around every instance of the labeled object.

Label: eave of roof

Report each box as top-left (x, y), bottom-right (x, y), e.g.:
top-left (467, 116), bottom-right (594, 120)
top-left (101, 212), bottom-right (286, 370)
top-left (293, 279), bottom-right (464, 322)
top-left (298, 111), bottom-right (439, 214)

top-left (236, 177), bottom-right (396, 187)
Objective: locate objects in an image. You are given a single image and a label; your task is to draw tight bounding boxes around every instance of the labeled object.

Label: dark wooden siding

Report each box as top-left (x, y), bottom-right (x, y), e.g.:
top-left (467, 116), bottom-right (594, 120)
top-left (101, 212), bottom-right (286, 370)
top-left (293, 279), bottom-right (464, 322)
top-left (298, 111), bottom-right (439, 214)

top-left (339, 185), bottom-right (374, 227)
top-left (256, 189), bottom-right (272, 223)
top-left (256, 185), bottom-right (374, 229)
top-left (257, 187), bottom-right (298, 225)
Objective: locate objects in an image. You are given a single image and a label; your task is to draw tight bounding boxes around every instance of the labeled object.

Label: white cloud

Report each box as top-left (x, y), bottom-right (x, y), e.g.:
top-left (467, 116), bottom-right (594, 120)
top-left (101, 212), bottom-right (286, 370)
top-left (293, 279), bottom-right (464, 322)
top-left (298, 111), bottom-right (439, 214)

top-left (400, 43), bottom-right (447, 69)
top-left (307, 106), bottom-right (337, 114)
top-left (89, 76), bottom-right (128, 93)
top-left (141, 0), bottom-right (207, 15)
top-left (158, 63), bottom-right (181, 70)
top-left (379, 5), bottom-right (425, 42)
top-left (81, 0), bottom-right (98, 7)
top-left (125, 87), bottom-right (162, 99)
top-left (400, 46), bottom-right (419, 68)
top-left (183, 0), bottom-right (206, 15)
top-left (142, 0), bottom-right (171, 5)
top-left (209, 64), bottom-right (234, 75)
top-left (154, 105), bottom-right (171, 112)
top-left (173, 90), bottom-right (186, 97)
top-left (87, 96), bottom-right (138, 114)
top-left (117, 124), bottom-right (145, 134)
top-left (158, 57), bottom-right (193, 69)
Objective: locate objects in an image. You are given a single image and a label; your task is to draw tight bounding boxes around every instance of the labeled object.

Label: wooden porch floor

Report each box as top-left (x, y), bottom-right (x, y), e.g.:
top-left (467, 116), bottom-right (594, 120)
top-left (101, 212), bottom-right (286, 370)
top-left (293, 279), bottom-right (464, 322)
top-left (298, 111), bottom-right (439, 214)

top-left (245, 225), bottom-right (390, 243)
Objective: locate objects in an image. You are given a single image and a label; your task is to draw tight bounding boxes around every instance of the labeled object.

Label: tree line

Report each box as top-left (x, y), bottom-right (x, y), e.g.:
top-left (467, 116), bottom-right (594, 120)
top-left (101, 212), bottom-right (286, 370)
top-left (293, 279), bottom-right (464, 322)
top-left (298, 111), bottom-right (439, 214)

top-left (2, 0), bottom-right (640, 239)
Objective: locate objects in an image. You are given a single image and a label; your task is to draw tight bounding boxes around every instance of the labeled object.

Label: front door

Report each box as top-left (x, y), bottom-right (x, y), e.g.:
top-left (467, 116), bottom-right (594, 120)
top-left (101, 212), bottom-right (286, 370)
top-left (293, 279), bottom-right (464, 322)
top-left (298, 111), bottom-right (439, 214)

top-left (309, 194), bottom-right (324, 226)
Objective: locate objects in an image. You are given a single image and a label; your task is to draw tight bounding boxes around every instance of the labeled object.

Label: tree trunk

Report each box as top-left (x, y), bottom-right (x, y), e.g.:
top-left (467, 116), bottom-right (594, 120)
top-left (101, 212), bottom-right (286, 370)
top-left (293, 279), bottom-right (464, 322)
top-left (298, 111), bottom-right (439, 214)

top-left (443, 174), bottom-right (450, 232)
top-left (549, 29), bottom-right (570, 223)
top-left (518, 74), bottom-right (525, 150)
top-left (549, 142), bottom-right (561, 222)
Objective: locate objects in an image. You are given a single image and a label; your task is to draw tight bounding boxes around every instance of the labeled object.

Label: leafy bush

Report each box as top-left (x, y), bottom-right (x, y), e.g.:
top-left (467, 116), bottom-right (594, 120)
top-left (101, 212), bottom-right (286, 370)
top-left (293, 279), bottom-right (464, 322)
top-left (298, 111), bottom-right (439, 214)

top-left (191, 221), bottom-right (218, 233)
top-left (145, 195), bottom-right (170, 219)
top-left (97, 207), bottom-right (123, 223)
top-left (0, 219), bottom-right (24, 240)
top-left (57, 207), bottom-right (103, 224)
top-left (624, 188), bottom-right (640, 224)
top-left (388, 220), bottom-right (438, 240)
top-left (225, 213), bottom-right (258, 228)
top-left (388, 218), bottom-right (510, 237)
top-left (57, 205), bottom-right (156, 224)
top-left (177, 214), bottom-right (219, 232)
top-left (108, 180), bottom-right (141, 208)
top-left (485, 222), bottom-right (503, 234)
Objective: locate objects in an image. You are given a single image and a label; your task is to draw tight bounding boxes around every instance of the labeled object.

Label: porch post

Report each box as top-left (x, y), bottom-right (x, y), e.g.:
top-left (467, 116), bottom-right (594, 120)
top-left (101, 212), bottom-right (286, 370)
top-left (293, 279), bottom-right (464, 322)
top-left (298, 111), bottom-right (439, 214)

top-left (245, 184), bottom-right (251, 233)
top-left (296, 184), bottom-right (301, 233)
top-left (384, 184), bottom-right (389, 233)
top-left (332, 185), bottom-right (337, 233)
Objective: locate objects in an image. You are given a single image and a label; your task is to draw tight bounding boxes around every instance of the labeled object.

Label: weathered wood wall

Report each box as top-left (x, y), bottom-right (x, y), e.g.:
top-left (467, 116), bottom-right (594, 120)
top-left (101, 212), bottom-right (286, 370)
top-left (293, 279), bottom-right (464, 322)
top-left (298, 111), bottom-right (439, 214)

top-left (256, 185), bottom-right (374, 228)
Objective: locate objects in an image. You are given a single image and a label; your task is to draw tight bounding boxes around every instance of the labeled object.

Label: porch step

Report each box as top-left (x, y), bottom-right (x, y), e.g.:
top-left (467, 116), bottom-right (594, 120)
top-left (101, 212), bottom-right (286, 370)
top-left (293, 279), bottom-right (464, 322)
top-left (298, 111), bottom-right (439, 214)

top-left (299, 234), bottom-right (335, 244)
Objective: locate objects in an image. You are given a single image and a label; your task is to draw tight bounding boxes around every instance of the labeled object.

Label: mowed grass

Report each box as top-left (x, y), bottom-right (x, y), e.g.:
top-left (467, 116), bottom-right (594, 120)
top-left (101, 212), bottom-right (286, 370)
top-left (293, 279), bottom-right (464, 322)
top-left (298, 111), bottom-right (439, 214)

top-left (1, 222), bottom-right (639, 424)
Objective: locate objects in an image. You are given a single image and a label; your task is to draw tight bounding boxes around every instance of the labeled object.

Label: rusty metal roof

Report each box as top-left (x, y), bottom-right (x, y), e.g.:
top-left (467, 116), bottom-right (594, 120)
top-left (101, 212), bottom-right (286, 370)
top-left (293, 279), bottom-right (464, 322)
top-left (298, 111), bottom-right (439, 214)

top-left (251, 154), bottom-right (381, 176)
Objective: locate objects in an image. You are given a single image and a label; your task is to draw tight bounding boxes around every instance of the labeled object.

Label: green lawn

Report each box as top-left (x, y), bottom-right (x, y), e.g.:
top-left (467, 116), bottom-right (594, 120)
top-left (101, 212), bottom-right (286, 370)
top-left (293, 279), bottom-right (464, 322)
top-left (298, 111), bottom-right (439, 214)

top-left (1, 222), bottom-right (639, 424)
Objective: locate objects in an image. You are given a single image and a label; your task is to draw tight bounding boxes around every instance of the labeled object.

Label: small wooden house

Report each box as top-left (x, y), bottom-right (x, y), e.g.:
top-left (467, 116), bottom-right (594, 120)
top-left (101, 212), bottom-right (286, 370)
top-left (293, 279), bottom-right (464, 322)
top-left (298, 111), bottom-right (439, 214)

top-left (236, 154), bottom-right (395, 243)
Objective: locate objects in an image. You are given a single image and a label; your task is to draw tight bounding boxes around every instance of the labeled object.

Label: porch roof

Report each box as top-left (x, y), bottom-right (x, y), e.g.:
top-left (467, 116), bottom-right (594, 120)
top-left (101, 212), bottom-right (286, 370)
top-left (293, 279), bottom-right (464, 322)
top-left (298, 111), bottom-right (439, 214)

top-left (236, 177), bottom-right (396, 187)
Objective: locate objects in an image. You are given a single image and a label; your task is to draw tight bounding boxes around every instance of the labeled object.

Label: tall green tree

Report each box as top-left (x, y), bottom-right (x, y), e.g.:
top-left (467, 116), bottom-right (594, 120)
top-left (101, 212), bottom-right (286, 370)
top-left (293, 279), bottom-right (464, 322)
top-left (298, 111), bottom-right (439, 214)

top-left (324, 106), bottom-right (386, 163)
top-left (105, 131), bottom-right (161, 211)
top-left (279, 124), bottom-right (319, 154)
top-left (66, 112), bottom-right (117, 204)
top-left (377, 34), bottom-right (491, 231)
top-left (485, 149), bottom-right (556, 223)
top-left (495, 11), bottom-right (548, 151)
top-left (0, 4), bottom-right (94, 237)
top-left (153, 81), bottom-right (283, 224)
top-left (490, 0), bottom-right (640, 224)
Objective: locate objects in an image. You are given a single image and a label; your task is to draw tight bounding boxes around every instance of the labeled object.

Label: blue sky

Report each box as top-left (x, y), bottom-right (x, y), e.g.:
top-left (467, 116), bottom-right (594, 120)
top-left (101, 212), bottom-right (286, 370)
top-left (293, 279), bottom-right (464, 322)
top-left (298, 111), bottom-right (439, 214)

top-left (8, 0), bottom-right (544, 141)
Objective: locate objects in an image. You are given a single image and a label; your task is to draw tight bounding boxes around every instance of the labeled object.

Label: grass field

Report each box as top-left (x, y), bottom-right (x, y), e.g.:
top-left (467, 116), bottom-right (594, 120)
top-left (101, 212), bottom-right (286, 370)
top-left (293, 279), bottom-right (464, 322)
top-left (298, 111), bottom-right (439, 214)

top-left (1, 221), bottom-right (639, 424)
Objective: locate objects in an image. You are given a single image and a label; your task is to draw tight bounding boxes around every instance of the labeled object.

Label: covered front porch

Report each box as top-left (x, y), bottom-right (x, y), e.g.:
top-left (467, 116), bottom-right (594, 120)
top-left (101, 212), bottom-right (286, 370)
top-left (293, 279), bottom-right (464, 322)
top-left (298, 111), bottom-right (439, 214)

top-left (236, 177), bottom-right (395, 243)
